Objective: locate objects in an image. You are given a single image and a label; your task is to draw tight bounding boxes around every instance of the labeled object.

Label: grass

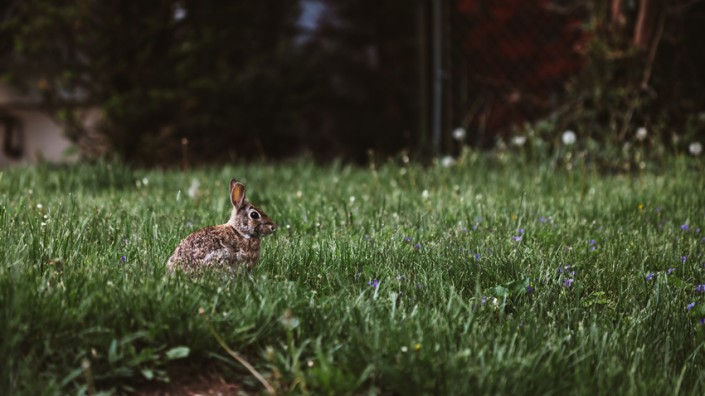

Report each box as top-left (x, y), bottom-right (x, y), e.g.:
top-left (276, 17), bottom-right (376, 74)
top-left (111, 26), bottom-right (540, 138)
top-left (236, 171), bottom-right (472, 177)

top-left (1, 154), bottom-right (705, 395)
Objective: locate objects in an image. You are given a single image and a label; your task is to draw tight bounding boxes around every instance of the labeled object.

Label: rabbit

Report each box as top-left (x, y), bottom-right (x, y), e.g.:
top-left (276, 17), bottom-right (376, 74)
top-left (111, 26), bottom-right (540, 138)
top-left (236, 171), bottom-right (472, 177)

top-left (167, 178), bottom-right (276, 275)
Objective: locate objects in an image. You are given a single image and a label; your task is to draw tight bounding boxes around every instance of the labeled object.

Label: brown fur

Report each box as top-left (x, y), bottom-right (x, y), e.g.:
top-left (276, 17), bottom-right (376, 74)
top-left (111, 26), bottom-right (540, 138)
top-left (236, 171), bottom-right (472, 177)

top-left (167, 179), bottom-right (275, 275)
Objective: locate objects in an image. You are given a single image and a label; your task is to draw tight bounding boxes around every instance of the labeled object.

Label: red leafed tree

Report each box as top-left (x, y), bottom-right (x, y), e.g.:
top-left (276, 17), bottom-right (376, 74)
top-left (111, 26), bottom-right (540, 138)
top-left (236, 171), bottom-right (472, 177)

top-left (455, 0), bottom-right (588, 142)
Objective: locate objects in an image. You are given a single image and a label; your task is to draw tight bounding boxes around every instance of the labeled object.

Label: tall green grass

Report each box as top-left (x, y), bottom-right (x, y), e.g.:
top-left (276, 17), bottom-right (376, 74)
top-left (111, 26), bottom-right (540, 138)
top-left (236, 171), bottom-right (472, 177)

top-left (1, 156), bottom-right (704, 395)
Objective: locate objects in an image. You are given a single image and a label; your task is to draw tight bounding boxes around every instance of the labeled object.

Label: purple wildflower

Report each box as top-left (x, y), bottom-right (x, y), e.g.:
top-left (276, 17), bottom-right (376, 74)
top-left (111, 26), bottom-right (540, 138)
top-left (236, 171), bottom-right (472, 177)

top-left (667, 268), bottom-right (676, 275)
top-left (120, 255), bottom-right (126, 263)
top-left (539, 217), bottom-right (548, 223)
top-left (563, 278), bottom-right (574, 288)
top-left (368, 279), bottom-right (380, 289)
top-left (696, 284), bottom-right (705, 293)
top-left (646, 272), bottom-right (655, 281)
top-left (414, 243), bottom-right (421, 250)
top-left (682, 256), bottom-right (688, 263)
top-left (681, 224), bottom-right (690, 232)
top-left (481, 297), bottom-right (488, 305)
top-left (512, 236), bottom-right (522, 242)
top-left (589, 239), bottom-right (596, 246)
top-left (474, 253), bottom-right (481, 261)
top-left (517, 228), bottom-right (525, 235)
top-left (526, 285), bottom-right (534, 294)
top-left (404, 236), bottom-right (412, 242)
top-left (687, 302), bottom-right (696, 311)
top-left (700, 318), bottom-right (705, 326)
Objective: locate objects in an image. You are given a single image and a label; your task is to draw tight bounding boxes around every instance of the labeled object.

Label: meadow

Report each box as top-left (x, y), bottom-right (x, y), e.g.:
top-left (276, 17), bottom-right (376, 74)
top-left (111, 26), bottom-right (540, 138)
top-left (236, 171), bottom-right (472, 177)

top-left (1, 154), bottom-right (705, 395)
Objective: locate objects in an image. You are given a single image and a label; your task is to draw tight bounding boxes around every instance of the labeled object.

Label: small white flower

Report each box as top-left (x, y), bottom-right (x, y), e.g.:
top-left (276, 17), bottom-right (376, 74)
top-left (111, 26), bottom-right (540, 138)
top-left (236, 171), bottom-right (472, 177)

top-left (452, 127), bottom-right (467, 141)
top-left (187, 178), bottom-right (200, 199)
top-left (349, 196), bottom-right (356, 203)
top-left (562, 130), bottom-right (577, 145)
top-left (511, 135), bottom-right (527, 146)
top-left (401, 346), bottom-right (408, 353)
top-left (635, 127), bottom-right (647, 141)
top-left (440, 155), bottom-right (456, 168)
top-left (36, 203), bottom-right (43, 209)
top-left (422, 189), bottom-right (430, 200)
top-left (690, 142), bottom-right (702, 156)
top-left (142, 177), bottom-right (149, 186)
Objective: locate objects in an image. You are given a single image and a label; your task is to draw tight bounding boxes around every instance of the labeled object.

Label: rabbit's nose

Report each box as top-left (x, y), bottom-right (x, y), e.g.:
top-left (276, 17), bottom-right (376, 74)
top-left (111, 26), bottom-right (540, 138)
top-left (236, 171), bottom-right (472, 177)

top-left (270, 224), bottom-right (277, 232)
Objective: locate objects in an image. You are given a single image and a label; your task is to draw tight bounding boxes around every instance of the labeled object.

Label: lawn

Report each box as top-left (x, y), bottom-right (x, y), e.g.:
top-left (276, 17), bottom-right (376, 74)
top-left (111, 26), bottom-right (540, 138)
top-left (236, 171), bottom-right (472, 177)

top-left (1, 155), bottom-right (705, 395)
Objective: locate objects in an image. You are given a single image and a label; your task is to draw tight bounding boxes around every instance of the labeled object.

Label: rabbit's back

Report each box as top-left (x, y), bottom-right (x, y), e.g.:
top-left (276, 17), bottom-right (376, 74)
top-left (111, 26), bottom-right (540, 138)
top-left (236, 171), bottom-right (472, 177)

top-left (167, 224), bottom-right (262, 273)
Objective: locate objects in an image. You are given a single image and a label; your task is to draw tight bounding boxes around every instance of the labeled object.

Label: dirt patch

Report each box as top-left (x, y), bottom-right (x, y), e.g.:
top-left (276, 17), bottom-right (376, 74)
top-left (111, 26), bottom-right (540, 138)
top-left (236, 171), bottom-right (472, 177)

top-left (133, 365), bottom-right (241, 396)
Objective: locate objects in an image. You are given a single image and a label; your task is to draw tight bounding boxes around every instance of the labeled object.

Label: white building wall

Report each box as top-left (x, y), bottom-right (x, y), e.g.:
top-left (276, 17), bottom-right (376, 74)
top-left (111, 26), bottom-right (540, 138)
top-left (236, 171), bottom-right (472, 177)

top-left (0, 83), bottom-right (79, 167)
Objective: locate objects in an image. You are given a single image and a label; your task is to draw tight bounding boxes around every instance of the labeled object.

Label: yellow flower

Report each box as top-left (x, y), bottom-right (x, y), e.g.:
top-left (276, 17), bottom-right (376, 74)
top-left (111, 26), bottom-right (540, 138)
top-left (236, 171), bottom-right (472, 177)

top-left (637, 203), bottom-right (644, 210)
top-left (414, 343), bottom-right (422, 351)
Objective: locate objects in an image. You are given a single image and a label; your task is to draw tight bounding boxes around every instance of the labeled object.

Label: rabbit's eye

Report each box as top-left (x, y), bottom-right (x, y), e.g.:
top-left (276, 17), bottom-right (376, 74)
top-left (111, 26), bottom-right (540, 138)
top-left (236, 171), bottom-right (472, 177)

top-left (249, 211), bottom-right (260, 219)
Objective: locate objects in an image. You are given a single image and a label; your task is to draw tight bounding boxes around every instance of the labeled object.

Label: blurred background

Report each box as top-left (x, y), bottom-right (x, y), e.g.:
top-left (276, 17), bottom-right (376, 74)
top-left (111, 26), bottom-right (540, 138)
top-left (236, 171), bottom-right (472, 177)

top-left (1, 0), bottom-right (704, 167)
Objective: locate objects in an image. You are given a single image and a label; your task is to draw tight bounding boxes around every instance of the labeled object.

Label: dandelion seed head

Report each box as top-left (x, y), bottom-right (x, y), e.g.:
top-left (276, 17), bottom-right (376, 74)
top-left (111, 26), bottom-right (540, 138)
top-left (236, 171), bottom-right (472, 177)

top-left (562, 130), bottom-right (577, 145)
top-left (452, 127), bottom-right (467, 141)
top-left (511, 135), bottom-right (527, 147)
top-left (635, 127), bottom-right (648, 141)
top-left (441, 156), bottom-right (456, 168)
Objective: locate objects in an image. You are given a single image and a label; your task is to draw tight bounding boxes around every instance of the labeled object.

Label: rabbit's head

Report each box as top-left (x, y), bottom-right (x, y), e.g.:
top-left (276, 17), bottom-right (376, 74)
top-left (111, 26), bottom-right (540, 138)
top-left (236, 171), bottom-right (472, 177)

top-left (227, 179), bottom-right (276, 238)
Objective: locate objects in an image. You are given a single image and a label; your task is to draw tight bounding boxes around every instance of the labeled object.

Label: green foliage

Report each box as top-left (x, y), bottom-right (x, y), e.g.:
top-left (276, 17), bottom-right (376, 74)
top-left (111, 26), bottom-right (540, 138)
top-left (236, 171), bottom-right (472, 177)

top-left (523, 1), bottom-right (705, 162)
top-left (1, 156), bottom-right (705, 394)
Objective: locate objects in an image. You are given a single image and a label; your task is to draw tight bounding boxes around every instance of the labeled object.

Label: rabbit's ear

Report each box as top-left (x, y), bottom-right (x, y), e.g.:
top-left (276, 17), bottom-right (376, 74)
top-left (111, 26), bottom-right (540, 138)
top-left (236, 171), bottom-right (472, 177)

top-left (230, 179), bottom-right (246, 209)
